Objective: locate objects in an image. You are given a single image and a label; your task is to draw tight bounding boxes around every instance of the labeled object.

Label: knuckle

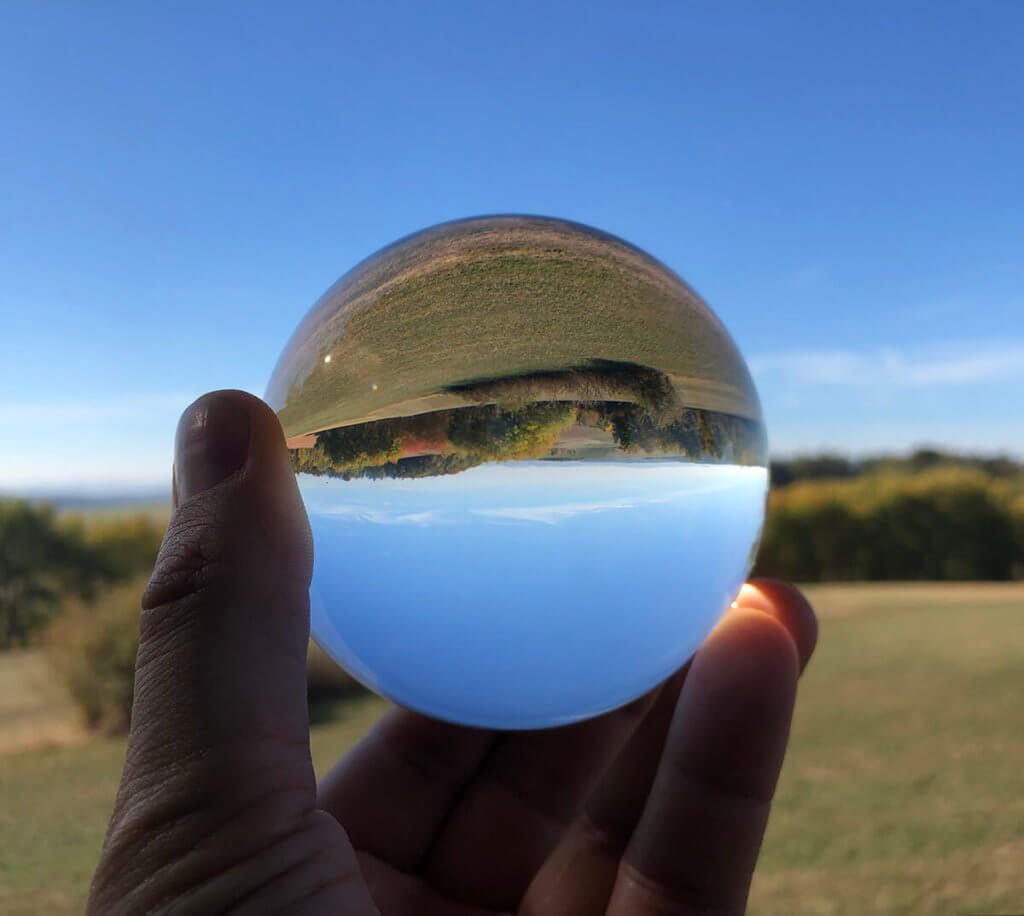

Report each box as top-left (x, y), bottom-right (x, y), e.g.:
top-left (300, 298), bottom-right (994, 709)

top-left (618, 861), bottom-right (745, 915)
top-left (142, 497), bottom-right (225, 614)
top-left (136, 497), bottom-right (231, 652)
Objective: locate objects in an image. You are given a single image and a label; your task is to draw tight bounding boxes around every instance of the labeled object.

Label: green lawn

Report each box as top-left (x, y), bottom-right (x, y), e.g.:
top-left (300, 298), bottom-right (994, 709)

top-left (1, 584), bottom-right (1022, 915)
top-left (753, 584), bottom-right (1024, 915)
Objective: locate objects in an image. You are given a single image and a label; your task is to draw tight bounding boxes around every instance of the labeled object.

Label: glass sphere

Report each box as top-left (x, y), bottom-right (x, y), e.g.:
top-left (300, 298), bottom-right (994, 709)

top-left (266, 215), bottom-right (768, 729)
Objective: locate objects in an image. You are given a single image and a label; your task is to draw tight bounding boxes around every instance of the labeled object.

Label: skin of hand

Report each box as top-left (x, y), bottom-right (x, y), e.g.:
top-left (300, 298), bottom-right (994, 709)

top-left (88, 390), bottom-right (817, 916)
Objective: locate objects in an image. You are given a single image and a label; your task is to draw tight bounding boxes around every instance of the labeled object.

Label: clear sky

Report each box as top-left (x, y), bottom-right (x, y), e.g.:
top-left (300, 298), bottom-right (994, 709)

top-left (1, 2), bottom-right (1021, 490)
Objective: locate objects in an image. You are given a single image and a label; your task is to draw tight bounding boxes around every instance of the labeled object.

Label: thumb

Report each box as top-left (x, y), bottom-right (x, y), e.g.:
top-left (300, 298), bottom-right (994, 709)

top-left (137, 389), bottom-right (313, 776)
top-left (91, 391), bottom-right (374, 914)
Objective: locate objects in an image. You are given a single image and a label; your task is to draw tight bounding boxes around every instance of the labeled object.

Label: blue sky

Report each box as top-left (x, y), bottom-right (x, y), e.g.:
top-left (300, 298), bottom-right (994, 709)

top-left (1, 2), bottom-right (1021, 489)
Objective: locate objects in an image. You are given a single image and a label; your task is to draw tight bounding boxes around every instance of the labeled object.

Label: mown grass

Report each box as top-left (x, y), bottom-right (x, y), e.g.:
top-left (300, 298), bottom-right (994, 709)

top-left (751, 584), bottom-right (1024, 915)
top-left (1, 584), bottom-right (1021, 915)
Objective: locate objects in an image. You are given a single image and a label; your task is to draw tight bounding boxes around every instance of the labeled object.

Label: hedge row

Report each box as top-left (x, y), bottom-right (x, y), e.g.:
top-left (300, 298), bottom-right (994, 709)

top-left (755, 467), bottom-right (1024, 581)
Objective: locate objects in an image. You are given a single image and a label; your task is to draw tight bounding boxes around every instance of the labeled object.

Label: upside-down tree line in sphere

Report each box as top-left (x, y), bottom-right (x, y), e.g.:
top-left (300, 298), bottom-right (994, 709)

top-left (289, 400), bottom-right (768, 480)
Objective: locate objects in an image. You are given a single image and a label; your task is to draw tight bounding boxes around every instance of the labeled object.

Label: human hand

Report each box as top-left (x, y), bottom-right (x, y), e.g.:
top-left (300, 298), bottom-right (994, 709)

top-left (89, 390), bottom-right (817, 915)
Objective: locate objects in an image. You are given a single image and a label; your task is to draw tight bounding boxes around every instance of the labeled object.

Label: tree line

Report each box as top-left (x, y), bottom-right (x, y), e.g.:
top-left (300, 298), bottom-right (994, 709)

top-left (755, 462), bottom-right (1024, 581)
top-left (770, 449), bottom-right (1023, 487)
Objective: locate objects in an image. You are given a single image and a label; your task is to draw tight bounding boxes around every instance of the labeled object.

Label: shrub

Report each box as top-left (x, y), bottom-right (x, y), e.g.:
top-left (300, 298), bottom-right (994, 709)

top-left (756, 468), bottom-right (1021, 581)
top-left (0, 501), bottom-right (98, 647)
top-left (46, 577), bottom-right (145, 734)
top-left (0, 501), bottom-right (165, 648)
top-left (81, 512), bottom-right (165, 582)
top-left (47, 576), bottom-right (365, 735)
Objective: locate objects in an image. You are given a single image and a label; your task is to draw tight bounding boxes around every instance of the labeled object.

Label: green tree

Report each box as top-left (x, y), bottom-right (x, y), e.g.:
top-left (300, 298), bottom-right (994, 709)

top-left (0, 501), bottom-right (164, 648)
top-left (755, 468), bottom-right (1021, 582)
top-left (447, 402), bottom-right (576, 461)
top-left (80, 514), bottom-right (165, 582)
top-left (0, 501), bottom-right (96, 646)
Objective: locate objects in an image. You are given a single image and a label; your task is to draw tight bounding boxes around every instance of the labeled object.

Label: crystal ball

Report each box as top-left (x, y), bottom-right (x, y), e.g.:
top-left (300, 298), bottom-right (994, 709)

top-left (266, 215), bottom-right (768, 729)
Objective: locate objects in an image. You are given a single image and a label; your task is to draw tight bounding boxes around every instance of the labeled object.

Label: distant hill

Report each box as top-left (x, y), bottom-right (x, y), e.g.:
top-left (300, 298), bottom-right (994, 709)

top-left (0, 489), bottom-right (170, 512)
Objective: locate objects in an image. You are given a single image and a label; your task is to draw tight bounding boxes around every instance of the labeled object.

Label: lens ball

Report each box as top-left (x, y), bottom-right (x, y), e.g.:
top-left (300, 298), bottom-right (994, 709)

top-left (266, 215), bottom-right (768, 728)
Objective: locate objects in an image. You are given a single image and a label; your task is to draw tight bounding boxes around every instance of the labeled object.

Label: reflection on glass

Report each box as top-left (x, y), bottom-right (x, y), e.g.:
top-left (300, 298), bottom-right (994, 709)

top-left (266, 215), bottom-right (768, 728)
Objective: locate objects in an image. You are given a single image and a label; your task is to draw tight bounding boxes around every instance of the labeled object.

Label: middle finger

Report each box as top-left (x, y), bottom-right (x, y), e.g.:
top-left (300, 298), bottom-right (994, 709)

top-left (419, 688), bottom-right (661, 911)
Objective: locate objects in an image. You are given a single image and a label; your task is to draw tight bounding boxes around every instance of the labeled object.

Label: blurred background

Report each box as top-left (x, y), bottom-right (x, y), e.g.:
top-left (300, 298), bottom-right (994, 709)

top-left (1, 3), bottom-right (1021, 914)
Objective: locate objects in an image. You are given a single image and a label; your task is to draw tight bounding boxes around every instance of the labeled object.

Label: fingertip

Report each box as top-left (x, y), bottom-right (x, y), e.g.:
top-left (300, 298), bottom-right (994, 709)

top-left (159, 389), bottom-right (311, 605)
top-left (229, 388), bottom-right (288, 444)
top-left (174, 392), bottom-right (252, 503)
top-left (736, 578), bottom-right (818, 673)
top-left (705, 607), bottom-right (801, 693)
top-left (185, 389), bottom-right (287, 455)
top-left (180, 390), bottom-right (295, 491)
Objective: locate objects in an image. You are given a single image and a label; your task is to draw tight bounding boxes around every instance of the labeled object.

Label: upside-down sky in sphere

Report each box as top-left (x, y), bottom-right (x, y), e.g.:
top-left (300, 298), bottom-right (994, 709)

top-left (304, 462), bottom-right (767, 727)
top-left (265, 215), bottom-right (769, 726)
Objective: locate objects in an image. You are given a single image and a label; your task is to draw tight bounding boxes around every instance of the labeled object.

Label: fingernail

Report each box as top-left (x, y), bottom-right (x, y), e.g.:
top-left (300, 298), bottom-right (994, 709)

top-left (174, 394), bottom-right (251, 503)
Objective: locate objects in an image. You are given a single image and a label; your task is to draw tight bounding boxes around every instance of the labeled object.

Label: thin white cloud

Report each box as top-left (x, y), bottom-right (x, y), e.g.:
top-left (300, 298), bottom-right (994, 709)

top-left (318, 498), bottom-right (660, 528)
top-left (472, 496), bottom-right (645, 525)
top-left (470, 476), bottom-right (760, 526)
top-left (750, 341), bottom-right (1024, 387)
top-left (0, 392), bottom-right (194, 423)
top-left (314, 504), bottom-right (447, 526)
top-left (787, 265), bottom-right (827, 289)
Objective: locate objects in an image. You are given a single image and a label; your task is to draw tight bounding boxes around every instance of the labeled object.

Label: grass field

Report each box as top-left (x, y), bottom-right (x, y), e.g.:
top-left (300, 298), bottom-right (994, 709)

top-left (1, 583), bottom-right (1022, 915)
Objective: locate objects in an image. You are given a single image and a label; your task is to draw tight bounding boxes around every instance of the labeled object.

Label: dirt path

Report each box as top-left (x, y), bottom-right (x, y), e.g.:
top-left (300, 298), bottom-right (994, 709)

top-left (0, 650), bottom-right (86, 754)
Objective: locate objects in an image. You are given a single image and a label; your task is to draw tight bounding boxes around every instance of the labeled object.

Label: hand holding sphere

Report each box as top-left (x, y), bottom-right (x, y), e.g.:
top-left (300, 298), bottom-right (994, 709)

top-left (88, 217), bottom-right (816, 914)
